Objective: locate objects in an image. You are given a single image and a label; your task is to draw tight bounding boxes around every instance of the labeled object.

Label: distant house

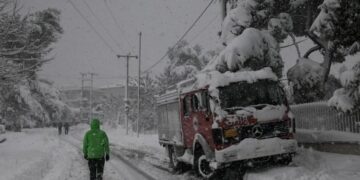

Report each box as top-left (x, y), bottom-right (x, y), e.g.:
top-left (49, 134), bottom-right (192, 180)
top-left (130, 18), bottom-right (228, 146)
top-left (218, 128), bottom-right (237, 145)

top-left (60, 84), bottom-right (137, 123)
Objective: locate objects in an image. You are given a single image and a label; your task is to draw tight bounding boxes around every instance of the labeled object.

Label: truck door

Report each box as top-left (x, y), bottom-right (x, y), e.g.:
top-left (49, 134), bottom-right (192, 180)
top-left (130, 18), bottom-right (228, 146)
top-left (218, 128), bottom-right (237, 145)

top-left (182, 94), bottom-right (196, 148)
top-left (192, 91), bottom-right (215, 149)
top-left (181, 92), bottom-right (214, 149)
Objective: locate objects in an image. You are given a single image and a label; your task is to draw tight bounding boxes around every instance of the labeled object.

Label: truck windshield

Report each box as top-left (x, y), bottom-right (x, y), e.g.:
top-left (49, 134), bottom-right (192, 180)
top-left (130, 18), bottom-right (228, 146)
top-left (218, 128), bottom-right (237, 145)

top-left (218, 80), bottom-right (285, 109)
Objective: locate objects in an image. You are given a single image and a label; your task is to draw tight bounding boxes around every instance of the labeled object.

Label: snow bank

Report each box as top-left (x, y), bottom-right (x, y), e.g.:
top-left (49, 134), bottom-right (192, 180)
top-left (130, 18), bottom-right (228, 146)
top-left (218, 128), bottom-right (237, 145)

top-left (215, 137), bottom-right (297, 163)
top-left (296, 129), bottom-right (360, 143)
top-left (246, 148), bottom-right (360, 180)
top-left (0, 129), bottom-right (56, 180)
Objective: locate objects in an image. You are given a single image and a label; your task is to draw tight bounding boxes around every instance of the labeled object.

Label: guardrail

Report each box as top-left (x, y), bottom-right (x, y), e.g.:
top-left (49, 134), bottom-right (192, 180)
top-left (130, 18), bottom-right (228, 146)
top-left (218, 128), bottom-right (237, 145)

top-left (290, 101), bottom-right (360, 133)
top-left (291, 101), bottom-right (360, 155)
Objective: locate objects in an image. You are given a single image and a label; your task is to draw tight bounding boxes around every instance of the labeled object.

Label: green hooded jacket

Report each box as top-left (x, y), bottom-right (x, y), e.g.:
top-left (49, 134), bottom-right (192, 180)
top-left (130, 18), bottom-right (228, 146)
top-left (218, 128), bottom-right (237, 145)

top-left (83, 119), bottom-right (110, 159)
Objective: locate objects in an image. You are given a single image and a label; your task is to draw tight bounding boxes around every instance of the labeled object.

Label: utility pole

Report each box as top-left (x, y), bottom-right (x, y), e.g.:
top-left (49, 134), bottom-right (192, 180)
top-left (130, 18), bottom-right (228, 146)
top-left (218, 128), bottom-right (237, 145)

top-left (221, 0), bottom-right (228, 20)
top-left (137, 32), bottom-right (142, 137)
top-left (117, 54), bottom-right (138, 135)
top-left (80, 73), bottom-right (86, 123)
top-left (80, 72), bottom-right (97, 124)
top-left (89, 72), bottom-right (97, 123)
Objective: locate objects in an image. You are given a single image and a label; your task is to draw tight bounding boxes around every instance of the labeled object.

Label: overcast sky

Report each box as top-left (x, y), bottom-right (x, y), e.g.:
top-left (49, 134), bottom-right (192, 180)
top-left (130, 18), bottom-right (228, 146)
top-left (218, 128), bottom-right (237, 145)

top-left (21, 0), bottom-right (221, 88)
top-left (20, 0), bottom-right (359, 88)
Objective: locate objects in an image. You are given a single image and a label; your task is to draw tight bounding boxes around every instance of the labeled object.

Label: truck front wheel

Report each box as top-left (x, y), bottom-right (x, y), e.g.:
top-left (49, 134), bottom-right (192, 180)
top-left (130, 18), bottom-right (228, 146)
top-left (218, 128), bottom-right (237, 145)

top-left (277, 154), bottom-right (293, 166)
top-left (196, 154), bottom-right (214, 178)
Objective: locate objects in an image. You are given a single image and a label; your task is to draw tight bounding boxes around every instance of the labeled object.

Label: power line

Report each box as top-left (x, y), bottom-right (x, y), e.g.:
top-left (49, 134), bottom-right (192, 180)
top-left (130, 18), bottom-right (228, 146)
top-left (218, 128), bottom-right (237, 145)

top-left (38, 74), bottom-right (127, 79)
top-left (68, 0), bottom-right (116, 53)
top-left (142, 0), bottom-right (215, 74)
top-left (104, 0), bottom-right (134, 51)
top-left (81, 0), bottom-right (124, 51)
top-left (188, 13), bottom-right (219, 45)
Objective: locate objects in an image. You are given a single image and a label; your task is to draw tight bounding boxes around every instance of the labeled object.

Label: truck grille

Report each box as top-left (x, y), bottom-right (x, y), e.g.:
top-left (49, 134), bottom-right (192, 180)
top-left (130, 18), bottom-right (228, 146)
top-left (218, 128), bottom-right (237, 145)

top-left (240, 121), bottom-right (289, 140)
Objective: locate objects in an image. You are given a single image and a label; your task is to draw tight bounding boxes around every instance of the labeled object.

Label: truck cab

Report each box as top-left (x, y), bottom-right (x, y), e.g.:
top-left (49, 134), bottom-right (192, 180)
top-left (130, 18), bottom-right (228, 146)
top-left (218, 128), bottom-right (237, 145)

top-left (156, 68), bottom-right (297, 178)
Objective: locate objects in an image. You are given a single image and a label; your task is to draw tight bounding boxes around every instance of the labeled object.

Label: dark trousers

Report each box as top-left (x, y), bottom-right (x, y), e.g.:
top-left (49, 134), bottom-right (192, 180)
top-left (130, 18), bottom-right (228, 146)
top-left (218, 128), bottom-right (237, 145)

top-left (88, 158), bottom-right (105, 180)
top-left (65, 127), bottom-right (69, 135)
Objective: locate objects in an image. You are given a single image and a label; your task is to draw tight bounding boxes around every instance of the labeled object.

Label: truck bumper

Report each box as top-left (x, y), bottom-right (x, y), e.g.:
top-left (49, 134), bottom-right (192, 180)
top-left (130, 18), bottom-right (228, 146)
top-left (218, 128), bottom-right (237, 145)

top-left (212, 137), bottom-right (297, 167)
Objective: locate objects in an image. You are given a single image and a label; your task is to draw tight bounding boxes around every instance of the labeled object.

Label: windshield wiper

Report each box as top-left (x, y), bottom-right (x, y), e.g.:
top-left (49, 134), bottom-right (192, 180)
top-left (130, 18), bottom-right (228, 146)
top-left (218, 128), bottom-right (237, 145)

top-left (225, 106), bottom-right (254, 113)
top-left (249, 104), bottom-right (278, 109)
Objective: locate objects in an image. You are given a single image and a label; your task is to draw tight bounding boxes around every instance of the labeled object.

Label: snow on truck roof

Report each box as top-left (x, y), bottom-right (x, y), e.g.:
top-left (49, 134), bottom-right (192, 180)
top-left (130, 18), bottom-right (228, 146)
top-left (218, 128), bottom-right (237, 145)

top-left (157, 67), bottom-right (278, 104)
top-left (177, 67), bottom-right (278, 94)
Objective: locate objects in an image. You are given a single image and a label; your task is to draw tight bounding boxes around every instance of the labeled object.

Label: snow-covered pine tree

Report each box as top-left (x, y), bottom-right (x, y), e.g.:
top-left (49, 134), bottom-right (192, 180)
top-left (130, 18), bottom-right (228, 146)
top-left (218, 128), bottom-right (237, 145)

top-left (211, 0), bottom-right (294, 78)
top-left (157, 40), bottom-right (217, 93)
top-left (0, 1), bottom-right (67, 130)
top-left (286, 0), bottom-right (360, 109)
top-left (128, 74), bottom-right (158, 132)
top-left (101, 93), bottom-right (124, 127)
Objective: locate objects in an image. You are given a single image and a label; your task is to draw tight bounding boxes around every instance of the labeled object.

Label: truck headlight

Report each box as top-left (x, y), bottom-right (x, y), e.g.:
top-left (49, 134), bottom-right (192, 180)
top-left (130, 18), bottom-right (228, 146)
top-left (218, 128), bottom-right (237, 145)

top-left (224, 128), bottom-right (238, 138)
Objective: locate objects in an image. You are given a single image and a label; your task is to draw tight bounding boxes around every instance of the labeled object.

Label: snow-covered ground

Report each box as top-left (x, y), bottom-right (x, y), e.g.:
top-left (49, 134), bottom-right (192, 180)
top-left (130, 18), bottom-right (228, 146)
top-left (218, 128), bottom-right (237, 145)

top-left (1, 126), bottom-right (360, 180)
top-left (296, 129), bottom-right (360, 143)
top-left (0, 128), bottom-right (154, 180)
top-left (70, 124), bottom-right (197, 180)
top-left (0, 128), bottom-right (124, 180)
top-left (246, 148), bottom-right (360, 180)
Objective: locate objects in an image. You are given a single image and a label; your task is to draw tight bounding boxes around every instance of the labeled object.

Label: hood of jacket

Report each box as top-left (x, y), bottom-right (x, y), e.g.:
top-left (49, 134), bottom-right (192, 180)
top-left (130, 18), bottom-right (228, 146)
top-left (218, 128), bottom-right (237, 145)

top-left (90, 119), bottom-right (100, 130)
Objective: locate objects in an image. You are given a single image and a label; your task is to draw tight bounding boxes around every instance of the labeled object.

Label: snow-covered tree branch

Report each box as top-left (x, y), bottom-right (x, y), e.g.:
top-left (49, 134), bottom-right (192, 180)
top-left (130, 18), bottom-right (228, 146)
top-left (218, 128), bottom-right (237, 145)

top-left (0, 1), bottom-right (67, 130)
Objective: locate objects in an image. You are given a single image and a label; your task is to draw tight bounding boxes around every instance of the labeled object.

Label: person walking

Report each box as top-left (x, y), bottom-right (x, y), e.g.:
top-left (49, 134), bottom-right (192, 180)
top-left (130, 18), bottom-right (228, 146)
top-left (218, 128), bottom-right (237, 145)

top-left (64, 122), bottom-right (70, 135)
top-left (58, 122), bottom-right (62, 135)
top-left (83, 119), bottom-right (110, 180)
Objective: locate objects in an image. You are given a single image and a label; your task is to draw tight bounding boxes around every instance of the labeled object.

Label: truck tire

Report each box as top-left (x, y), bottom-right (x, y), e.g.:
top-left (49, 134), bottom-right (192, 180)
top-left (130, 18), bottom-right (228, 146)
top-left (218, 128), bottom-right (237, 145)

top-left (168, 146), bottom-right (184, 172)
top-left (194, 148), bottom-right (214, 179)
top-left (278, 154), bottom-right (293, 166)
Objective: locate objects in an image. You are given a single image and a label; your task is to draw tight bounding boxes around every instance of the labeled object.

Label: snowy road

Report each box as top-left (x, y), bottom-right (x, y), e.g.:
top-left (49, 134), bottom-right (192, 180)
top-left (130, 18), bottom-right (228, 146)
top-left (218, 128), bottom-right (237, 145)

top-left (1, 127), bottom-right (360, 180)
top-left (0, 128), bottom-right (156, 180)
top-left (61, 135), bottom-right (156, 180)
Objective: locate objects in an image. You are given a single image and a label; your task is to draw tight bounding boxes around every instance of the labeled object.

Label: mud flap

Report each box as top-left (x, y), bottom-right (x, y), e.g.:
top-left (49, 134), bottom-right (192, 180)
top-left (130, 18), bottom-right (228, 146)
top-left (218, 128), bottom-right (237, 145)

top-left (210, 162), bottom-right (247, 180)
top-left (222, 164), bottom-right (246, 180)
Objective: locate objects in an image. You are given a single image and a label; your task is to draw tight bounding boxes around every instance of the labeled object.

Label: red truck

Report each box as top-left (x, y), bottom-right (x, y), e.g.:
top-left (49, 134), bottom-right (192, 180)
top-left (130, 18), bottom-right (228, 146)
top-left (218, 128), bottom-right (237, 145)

top-left (156, 68), bottom-right (297, 178)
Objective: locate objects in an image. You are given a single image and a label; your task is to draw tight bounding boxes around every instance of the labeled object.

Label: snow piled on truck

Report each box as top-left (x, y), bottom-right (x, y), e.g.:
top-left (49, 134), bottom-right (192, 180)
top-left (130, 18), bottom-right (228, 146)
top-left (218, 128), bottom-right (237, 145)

top-left (228, 105), bottom-right (287, 123)
top-left (178, 67), bottom-right (280, 127)
top-left (215, 137), bottom-right (297, 163)
top-left (216, 28), bottom-right (283, 76)
top-left (254, 105), bottom-right (287, 122)
top-left (180, 67), bottom-right (278, 96)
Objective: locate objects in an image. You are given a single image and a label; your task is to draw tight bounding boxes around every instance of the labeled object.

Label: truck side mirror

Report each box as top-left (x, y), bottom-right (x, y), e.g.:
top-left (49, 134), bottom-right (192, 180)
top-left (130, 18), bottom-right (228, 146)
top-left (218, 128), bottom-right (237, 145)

top-left (205, 113), bottom-right (210, 121)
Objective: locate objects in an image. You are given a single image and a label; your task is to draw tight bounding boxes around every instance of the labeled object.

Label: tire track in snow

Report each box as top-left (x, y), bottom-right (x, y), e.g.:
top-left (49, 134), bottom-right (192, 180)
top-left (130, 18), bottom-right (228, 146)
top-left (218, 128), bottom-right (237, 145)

top-left (61, 135), bottom-right (156, 180)
top-left (69, 126), bottom-right (198, 180)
